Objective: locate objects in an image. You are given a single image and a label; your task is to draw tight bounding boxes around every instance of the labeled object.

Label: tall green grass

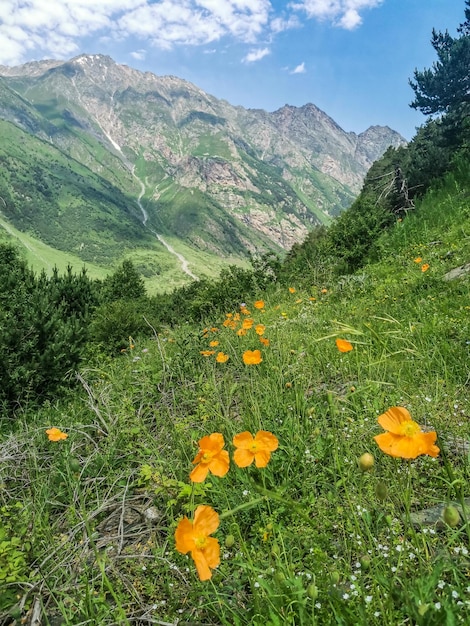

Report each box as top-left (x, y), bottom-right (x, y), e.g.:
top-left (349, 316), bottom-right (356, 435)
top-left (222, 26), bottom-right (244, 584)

top-left (1, 166), bottom-right (470, 625)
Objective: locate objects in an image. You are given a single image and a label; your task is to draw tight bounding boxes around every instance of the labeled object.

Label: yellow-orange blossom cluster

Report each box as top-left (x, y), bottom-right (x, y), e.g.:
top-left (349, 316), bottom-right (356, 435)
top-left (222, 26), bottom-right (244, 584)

top-left (175, 430), bottom-right (278, 580)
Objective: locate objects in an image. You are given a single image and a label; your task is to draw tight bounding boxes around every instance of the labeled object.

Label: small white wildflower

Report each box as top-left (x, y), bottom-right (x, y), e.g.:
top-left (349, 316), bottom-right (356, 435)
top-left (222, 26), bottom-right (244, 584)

top-left (343, 593), bottom-right (350, 600)
top-left (435, 602), bottom-right (441, 610)
top-left (365, 596), bottom-right (373, 604)
top-left (452, 590), bottom-right (459, 599)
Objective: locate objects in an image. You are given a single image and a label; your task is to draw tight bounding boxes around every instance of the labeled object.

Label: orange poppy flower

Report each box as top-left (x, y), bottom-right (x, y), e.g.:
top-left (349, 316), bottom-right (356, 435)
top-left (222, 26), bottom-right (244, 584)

top-left (242, 318), bottom-right (254, 330)
top-left (209, 340), bottom-right (219, 347)
top-left (240, 305), bottom-right (250, 315)
top-left (190, 433), bottom-right (230, 482)
top-left (223, 319), bottom-right (237, 329)
top-left (175, 505), bottom-right (220, 581)
top-left (288, 287), bottom-right (296, 294)
top-left (233, 431), bottom-right (279, 468)
top-left (421, 263), bottom-right (430, 272)
top-left (255, 324), bottom-right (266, 336)
top-left (414, 257), bottom-right (422, 263)
top-left (335, 338), bottom-right (353, 353)
top-left (254, 300), bottom-right (265, 309)
top-left (46, 427), bottom-right (68, 441)
top-left (259, 336), bottom-right (270, 346)
top-left (237, 328), bottom-right (247, 336)
top-left (242, 349), bottom-right (262, 365)
top-left (215, 352), bottom-right (229, 363)
top-left (321, 288), bottom-right (328, 294)
top-left (200, 350), bottom-right (215, 357)
top-left (373, 406), bottom-right (440, 459)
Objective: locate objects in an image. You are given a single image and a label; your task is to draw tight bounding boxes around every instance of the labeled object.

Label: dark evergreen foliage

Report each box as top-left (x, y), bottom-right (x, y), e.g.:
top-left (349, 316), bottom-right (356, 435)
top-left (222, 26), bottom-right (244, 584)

top-left (410, 1), bottom-right (470, 150)
top-left (100, 259), bottom-right (147, 302)
top-left (0, 244), bottom-right (96, 412)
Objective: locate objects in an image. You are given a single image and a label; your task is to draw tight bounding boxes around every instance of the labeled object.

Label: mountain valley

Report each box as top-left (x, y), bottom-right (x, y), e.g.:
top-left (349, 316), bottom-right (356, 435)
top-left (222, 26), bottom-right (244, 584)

top-left (0, 54), bottom-right (406, 290)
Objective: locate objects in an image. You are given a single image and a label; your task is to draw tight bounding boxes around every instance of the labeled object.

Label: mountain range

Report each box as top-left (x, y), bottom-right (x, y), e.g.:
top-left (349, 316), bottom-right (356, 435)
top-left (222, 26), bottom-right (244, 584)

top-left (0, 54), bottom-right (406, 289)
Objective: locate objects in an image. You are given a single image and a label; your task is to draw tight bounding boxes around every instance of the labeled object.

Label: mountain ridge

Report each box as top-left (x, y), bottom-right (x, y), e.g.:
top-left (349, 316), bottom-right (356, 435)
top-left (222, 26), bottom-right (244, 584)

top-left (0, 54), bottom-right (406, 288)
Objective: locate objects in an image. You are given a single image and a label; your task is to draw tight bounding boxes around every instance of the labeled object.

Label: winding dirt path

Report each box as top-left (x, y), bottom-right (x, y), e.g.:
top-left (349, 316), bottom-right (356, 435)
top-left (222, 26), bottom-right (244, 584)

top-left (132, 168), bottom-right (198, 281)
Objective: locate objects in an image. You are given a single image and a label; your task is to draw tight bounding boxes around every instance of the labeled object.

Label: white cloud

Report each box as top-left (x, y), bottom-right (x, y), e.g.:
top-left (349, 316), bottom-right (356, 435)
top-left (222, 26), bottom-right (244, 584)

top-left (0, 0), bottom-right (382, 66)
top-left (270, 14), bottom-right (301, 34)
top-left (0, 0), bottom-right (272, 64)
top-left (130, 49), bottom-right (146, 60)
top-left (291, 61), bottom-right (306, 73)
top-left (290, 0), bottom-right (382, 29)
top-left (242, 47), bottom-right (271, 63)
top-left (338, 8), bottom-right (362, 29)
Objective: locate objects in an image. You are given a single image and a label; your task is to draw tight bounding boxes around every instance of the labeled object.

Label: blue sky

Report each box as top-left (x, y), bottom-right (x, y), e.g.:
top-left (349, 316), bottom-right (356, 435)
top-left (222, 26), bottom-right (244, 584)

top-left (0, 1), bottom-right (466, 139)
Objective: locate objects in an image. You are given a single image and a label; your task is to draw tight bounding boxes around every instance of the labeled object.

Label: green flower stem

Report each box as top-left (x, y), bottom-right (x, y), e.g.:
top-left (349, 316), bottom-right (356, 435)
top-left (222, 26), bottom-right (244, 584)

top-left (219, 496), bottom-right (267, 521)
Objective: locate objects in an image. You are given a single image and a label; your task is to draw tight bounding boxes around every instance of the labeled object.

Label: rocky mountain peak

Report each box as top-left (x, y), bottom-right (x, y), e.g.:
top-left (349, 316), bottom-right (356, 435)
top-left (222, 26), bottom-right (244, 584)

top-left (0, 54), bottom-right (407, 261)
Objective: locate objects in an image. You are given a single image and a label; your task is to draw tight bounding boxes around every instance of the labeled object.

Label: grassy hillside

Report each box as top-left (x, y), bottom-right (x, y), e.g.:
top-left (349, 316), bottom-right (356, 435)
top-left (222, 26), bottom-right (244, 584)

top-left (1, 159), bottom-right (469, 624)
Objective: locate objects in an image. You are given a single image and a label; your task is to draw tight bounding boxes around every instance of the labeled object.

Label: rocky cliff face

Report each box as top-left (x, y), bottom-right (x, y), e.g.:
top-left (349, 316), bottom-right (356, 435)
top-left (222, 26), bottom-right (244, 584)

top-left (0, 54), bottom-right (406, 257)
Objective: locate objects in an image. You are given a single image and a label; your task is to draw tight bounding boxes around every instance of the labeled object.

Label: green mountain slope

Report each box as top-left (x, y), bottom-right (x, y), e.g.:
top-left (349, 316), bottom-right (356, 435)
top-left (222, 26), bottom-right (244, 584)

top-left (1, 155), bottom-right (469, 624)
top-left (0, 55), bottom-right (405, 290)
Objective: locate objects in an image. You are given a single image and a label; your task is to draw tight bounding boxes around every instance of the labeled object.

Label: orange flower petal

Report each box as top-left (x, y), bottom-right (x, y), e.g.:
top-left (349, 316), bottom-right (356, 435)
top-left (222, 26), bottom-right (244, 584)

top-left (374, 431), bottom-right (439, 459)
top-left (46, 427), bottom-right (68, 441)
top-left (189, 463), bottom-right (210, 483)
top-left (203, 536), bottom-right (221, 569)
top-left (191, 537), bottom-right (220, 581)
top-left (193, 505), bottom-right (220, 536)
top-left (254, 449), bottom-right (271, 468)
top-left (335, 338), bottom-right (353, 353)
top-left (208, 451), bottom-right (230, 477)
top-left (198, 433), bottom-right (225, 453)
top-left (377, 406), bottom-right (413, 434)
top-left (255, 431), bottom-right (279, 452)
top-left (242, 349), bottom-right (262, 365)
top-left (192, 549), bottom-right (212, 581)
top-left (174, 517), bottom-right (194, 554)
top-left (233, 448), bottom-right (254, 467)
top-left (233, 431), bottom-right (254, 449)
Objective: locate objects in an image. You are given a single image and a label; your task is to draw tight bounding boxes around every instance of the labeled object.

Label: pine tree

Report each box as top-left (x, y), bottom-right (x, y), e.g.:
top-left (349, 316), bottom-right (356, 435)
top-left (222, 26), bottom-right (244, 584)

top-left (409, 2), bottom-right (470, 128)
